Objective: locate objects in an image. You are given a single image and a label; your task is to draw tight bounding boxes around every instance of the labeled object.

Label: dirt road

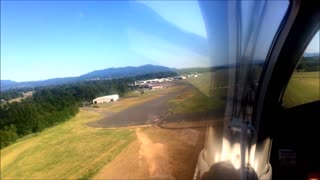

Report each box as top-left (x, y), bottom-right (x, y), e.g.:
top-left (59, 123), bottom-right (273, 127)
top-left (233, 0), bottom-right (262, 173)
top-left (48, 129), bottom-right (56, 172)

top-left (93, 121), bottom-right (211, 180)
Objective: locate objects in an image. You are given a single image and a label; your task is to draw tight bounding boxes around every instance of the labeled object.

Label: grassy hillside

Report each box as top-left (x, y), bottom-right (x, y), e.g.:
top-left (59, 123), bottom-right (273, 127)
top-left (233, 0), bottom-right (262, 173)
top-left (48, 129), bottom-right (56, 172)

top-left (283, 72), bottom-right (319, 108)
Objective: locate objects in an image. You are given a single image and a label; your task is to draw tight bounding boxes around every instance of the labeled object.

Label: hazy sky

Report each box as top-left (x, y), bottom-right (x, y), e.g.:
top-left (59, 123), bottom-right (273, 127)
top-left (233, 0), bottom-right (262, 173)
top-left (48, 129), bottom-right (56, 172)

top-left (306, 31), bottom-right (320, 53)
top-left (1, 0), bottom-right (317, 82)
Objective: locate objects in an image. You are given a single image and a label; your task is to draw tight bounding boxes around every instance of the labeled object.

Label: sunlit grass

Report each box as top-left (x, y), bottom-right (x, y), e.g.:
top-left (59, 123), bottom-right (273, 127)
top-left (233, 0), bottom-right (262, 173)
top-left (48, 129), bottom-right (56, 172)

top-left (0, 109), bottom-right (135, 179)
top-left (0, 84), bottom-right (185, 179)
top-left (169, 72), bottom-right (227, 114)
top-left (283, 71), bottom-right (319, 108)
top-left (186, 73), bottom-right (212, 97)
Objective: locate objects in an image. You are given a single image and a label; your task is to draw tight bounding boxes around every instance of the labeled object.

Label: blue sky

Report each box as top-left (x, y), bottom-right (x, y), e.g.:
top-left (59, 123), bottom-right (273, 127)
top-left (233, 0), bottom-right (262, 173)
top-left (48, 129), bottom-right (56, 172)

top-left (1, 0), bottom-right (316, 82)
top-left (1, 1), bottom-right (210, 81)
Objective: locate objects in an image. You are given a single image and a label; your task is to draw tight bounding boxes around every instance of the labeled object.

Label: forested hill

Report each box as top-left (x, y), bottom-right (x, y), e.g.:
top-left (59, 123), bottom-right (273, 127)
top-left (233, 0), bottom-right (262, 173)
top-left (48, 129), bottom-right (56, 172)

top-left (1, 64), bottom-right (174, 91)
top-left (80, 64), bottom-right (173, 79)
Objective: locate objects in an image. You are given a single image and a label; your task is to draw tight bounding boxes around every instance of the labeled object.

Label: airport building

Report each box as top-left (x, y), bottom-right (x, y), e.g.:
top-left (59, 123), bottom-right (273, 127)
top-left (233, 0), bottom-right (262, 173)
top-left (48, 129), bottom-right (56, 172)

top-left (92, 94), bottom-right (119, 104)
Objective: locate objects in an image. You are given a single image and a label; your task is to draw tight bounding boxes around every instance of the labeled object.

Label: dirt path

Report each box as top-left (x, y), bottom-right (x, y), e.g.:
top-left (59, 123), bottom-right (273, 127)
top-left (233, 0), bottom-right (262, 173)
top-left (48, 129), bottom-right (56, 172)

top-left (93, 121), bottom-right (210, 180)
top-left (93, 139), bottom-right (149, 179)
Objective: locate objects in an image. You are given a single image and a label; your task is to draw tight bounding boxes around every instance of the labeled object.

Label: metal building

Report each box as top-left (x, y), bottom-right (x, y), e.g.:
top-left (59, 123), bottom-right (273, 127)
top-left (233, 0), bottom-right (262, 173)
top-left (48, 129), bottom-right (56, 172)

top-left (92, 94), bottom-right (119, 104)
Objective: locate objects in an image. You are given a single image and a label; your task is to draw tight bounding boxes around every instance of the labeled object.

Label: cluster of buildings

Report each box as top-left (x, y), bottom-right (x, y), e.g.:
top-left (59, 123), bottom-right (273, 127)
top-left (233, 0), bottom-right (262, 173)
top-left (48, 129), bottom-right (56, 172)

top-left (186, 73), bottom-right (200, 78)
top-left (133, 76), bottom-right (188, 90)
top-left (91, 73), bottom-right (202, 104)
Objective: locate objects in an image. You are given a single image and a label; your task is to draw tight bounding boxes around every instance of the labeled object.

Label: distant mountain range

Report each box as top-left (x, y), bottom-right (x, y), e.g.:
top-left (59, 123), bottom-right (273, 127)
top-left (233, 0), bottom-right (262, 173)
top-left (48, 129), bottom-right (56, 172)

top-left (1, 65), bottom-right (174, 91)
top-left (80, 64), bottom-right (173, 80)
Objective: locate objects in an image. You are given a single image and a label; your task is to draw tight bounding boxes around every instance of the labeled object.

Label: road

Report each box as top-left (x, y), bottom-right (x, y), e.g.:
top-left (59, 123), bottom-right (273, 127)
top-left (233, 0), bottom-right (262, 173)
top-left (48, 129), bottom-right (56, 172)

top-left (87, 83), bottom-right (190, 128)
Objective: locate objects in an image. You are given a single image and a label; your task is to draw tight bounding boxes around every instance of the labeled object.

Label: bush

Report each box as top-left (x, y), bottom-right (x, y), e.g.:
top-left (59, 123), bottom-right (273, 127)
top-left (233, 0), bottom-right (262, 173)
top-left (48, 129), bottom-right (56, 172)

top-left (0, 126), bottom-right (19, 149)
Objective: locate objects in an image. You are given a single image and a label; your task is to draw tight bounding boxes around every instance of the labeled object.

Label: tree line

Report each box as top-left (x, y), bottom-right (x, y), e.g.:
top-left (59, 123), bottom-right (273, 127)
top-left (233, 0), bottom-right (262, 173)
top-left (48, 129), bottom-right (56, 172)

top-left (0, 79), bottom-right (132, 148)
top-left (1, 87), bottom-right (35, 101)
top-left (1, 90), bottom-right (23, 101)
top-left (0, 71), bottom-right (176, 148)
top-left (0, 87), bottom-right (79, 148)
top-left (297, 55), bottom-right (320, 72)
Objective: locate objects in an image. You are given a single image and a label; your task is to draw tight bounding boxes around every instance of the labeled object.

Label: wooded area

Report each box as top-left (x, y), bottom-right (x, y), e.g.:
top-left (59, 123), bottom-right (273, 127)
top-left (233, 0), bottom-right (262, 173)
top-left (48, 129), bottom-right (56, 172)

top-left (297, 55), bottom-right (320, 72)
top-left (0, 72), bottom-right (177, 148)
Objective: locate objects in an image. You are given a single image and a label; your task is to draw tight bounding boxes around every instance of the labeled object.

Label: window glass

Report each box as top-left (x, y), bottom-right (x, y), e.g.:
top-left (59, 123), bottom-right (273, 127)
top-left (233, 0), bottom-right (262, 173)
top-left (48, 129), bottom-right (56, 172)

top-left (283, 31), bottom-right (320, 108)
top-left (0, 1), bottom-right (289, 180)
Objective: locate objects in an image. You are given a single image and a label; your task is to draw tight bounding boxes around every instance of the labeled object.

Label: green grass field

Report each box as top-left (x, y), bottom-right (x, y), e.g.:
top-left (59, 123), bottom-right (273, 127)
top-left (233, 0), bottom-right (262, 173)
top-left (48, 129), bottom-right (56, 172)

top-left (0, 110), bottom-right (135, 179)
top-left (169, 72), bottom-right (227, 114)
top-left (0, 87), bottom-right (178, 179)
top-left (180, 70), bottom-right (319, 111)
top-left (0, 79), bottom-right (216, 179)
top-left (283, 71), bottom-right (319, 108)
top-left (168, 87), bottom-right (215, 114)
top-left (186, 73), bottom-right (212, 96)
